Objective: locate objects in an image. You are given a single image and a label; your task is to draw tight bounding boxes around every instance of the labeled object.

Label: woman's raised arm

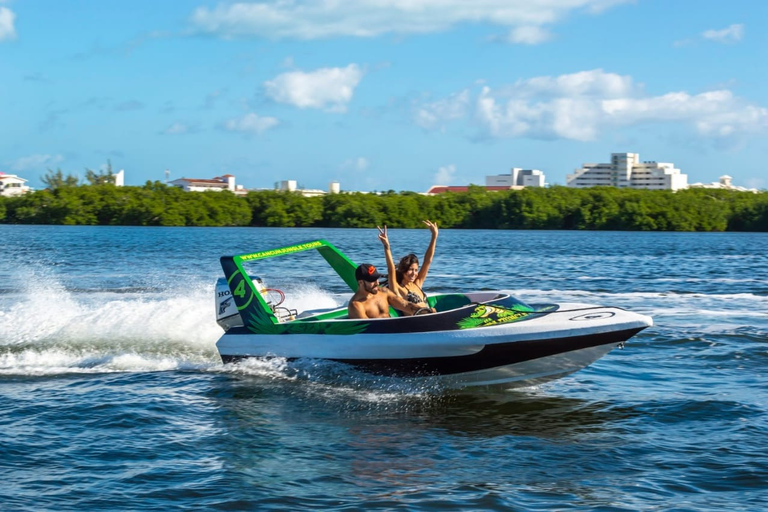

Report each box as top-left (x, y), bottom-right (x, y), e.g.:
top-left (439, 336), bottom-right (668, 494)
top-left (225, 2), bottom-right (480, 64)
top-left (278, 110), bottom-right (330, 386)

top-left (378, 225), bottom-right (404, 297)
top-left (416, 220), bottom-right (438, 286)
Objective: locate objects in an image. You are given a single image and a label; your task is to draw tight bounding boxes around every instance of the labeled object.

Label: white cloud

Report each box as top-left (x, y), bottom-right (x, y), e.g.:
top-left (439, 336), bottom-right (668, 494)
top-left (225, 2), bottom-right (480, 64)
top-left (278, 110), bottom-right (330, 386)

top-left (675, 23), bottom-right (745, 47)
top-left (190, 0), bottom-right (631, 43)
top-left (477, 87), bottom-right (604, 141)
top-left (505, 69), bottom-right (634, 98)
top-left (415, 90), bottom-right (471, 130)
top-left (164, 122), bottom-right (191, 135)
top-left (603, 90), bottom-right (768, 137)
top-left (414, 69), bottom-right (768, 143)
top-left (223, 113), bottom-right (279, 133)
top-left (10, 154), bottom-right (64, 172)
top-left (672, 38), bottom-right (693, 48)
top-left (264, 64), bottom-right (363, 112)
top-left (0, 6), bottom-right (16, 41)
top-left (434, 164), bottom-right (458, 186)
top-left (341, 157), bottom-right (369, 171)
top-left (702, 24), bottom-right (744, 44)
top-left (415, 89), bottom-right (471, 129)
top-left (506, 25), bottom-right (552, 44)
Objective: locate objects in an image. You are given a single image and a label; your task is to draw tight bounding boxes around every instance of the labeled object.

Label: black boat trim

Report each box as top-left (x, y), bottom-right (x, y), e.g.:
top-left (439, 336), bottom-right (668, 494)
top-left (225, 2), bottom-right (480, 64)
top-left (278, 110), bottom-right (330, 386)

top-left (221, 327), bottom-right (644, 377)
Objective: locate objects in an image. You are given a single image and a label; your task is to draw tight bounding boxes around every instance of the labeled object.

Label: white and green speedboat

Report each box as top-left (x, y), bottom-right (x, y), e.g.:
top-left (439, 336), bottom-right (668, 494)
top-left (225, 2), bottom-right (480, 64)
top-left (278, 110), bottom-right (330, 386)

top-left (215, 239), bottom-right (652, 389)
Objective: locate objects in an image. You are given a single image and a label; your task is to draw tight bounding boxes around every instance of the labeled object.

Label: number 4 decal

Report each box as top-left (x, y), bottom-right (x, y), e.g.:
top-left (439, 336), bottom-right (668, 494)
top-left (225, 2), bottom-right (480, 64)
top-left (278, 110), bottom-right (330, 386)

top-left (234, 280), bottom-right (246, 298)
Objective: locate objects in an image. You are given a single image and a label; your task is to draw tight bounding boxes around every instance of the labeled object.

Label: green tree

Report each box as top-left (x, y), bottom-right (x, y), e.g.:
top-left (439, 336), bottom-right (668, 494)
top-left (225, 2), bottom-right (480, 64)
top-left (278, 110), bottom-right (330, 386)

top-left (41, 168), bottom-right (80, 190)
top-left (321, 193), bottom-right (385, 227)
top-left (3, 182), bottom-right (768, 231)
top-left (84, 160), bottom-right (116, 186)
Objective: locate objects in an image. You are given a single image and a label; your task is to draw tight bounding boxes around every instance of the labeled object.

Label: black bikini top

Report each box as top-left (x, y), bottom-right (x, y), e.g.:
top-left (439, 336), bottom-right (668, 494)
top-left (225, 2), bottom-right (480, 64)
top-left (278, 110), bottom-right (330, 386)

top-left (404, 284), bottom-right (427, 304)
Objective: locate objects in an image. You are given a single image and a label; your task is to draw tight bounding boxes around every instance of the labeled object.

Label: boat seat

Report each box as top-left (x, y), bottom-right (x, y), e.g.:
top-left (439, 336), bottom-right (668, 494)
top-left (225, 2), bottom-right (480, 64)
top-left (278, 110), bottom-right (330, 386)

top-left (296, 307), bottom-right (349, 322)
top-left (296, 306), bottom-right (341, 319)
top-left (429, 294), bottom-right (473, 312)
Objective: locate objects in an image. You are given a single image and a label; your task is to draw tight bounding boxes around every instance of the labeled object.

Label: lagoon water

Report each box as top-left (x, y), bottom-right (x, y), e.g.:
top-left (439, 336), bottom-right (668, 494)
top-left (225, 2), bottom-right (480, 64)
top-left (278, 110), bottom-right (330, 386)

top-left (1, 225), bottom-right (767, 511)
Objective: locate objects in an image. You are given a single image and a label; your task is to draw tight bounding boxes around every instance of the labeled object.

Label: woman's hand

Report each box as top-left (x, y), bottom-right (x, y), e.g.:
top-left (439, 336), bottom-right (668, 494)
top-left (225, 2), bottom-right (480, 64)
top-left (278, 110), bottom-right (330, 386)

top-left (377, 225), bottom-right (390, 250)
top-left (423, 219), bottom-right (438, 237)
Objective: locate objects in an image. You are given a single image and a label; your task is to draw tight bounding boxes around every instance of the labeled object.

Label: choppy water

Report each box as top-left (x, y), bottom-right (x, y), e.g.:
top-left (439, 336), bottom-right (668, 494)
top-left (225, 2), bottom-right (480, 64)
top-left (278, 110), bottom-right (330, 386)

top-left (1, 225), bottom-right (767, 511)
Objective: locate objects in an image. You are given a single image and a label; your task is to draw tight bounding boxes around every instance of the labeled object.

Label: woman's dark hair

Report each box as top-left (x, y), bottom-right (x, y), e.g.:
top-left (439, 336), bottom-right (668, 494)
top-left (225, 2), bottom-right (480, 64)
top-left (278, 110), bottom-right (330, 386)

top-left (396, 253), bottom-right (419, 284)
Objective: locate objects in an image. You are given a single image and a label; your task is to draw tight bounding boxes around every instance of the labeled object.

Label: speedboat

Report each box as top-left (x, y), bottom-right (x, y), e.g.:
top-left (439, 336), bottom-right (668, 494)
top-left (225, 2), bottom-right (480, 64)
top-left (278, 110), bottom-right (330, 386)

top-left (215, 239), bottom-right (652, 389)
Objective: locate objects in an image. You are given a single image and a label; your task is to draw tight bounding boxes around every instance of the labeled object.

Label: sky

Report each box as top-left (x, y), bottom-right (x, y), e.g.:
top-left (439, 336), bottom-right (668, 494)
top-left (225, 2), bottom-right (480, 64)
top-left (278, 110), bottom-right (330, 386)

top-left (1, 0), bottom-right (767, 192)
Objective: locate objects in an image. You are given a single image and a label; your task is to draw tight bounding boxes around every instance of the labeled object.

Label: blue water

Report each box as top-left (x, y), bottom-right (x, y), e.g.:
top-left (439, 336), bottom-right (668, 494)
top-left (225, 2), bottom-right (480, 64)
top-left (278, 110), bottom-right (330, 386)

top-left (1, 225), bottom-right (767, 511)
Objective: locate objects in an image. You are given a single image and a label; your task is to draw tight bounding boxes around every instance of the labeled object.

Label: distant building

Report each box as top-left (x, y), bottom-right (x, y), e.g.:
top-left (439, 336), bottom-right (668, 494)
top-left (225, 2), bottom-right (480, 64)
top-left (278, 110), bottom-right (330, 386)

top-left (567, 153), bottom-right (688, 191)
top-left (0, 172), bottom-right (32, 197)
top-left (114, 169), bottom-right (125, 187)
top-left (689, 175), bottom-right (758, 193)
top-left (276, 180), bottom-right (341, 197)
top-left (486, 168), bottom-right (546, 188)
top-left (426, 167), bottom-right (546, 195)
top-left (425, 185), bottom-right (513, 195)
top-left (169, 174), bottom-right (247, 195)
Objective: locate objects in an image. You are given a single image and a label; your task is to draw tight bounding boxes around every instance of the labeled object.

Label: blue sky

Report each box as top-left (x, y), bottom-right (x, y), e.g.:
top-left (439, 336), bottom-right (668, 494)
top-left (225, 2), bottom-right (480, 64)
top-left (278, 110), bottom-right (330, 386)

top-left (1, 0), bottom-right (766, 192)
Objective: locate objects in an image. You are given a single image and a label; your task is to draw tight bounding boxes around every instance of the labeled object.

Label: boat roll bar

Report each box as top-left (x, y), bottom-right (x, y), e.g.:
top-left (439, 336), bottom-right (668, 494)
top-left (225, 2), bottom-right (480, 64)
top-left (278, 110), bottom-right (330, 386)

top-left (220, 239), bottom-right (358, 328)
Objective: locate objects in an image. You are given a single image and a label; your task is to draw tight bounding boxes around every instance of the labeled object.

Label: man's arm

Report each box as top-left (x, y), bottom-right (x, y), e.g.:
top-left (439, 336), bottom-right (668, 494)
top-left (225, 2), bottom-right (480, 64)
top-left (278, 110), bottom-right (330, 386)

top-left (384, 288), bottom-right (423, 315)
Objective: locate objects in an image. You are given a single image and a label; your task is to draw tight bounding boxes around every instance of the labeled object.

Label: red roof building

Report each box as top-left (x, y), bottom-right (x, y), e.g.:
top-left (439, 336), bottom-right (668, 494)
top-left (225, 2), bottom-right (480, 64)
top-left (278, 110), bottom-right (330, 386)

top-left (169, 174), bottom-right (247, 195)
top-left (425, 185), bottom-right (517, 195)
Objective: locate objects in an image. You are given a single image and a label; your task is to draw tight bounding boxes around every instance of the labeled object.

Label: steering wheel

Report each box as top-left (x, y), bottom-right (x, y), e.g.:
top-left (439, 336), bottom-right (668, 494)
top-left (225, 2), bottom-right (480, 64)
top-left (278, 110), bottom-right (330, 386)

top-left (263, 288), bottom-right (285, 307)
top-left (414, 307), bottom-right (433, 316)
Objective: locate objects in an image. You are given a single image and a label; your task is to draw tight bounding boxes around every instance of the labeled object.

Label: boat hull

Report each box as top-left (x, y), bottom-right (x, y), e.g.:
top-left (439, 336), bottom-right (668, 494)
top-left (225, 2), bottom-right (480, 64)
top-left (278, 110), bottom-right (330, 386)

top-left (406, 343), bottom-right (626, 389)
top-left (216, 302), bottom-right (652, 388)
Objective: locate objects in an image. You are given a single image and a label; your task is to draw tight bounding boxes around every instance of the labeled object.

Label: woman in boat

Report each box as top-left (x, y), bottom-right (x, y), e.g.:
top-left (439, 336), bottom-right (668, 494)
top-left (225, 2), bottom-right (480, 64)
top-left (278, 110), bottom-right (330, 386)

top-left (377, 220), bottom-right (438, 315)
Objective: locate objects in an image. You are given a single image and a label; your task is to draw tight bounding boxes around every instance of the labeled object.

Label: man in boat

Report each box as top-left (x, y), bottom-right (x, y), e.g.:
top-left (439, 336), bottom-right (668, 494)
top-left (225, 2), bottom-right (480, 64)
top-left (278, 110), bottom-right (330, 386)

top-left (348, 263), bottom-right (425, 319)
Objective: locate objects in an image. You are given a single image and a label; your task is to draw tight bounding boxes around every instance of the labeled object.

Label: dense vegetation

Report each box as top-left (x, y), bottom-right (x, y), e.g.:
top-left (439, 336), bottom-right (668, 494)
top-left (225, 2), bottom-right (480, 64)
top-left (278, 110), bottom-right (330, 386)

top-left (1, 180), bottom-right (767, 231)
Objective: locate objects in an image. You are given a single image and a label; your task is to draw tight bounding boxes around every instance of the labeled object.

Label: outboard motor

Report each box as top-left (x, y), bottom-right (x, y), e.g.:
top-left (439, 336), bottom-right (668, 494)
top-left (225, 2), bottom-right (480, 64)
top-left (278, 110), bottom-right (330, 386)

top-left (215, 275), bottom-right (266, 330)
top-left (215, 275), bottom-right (296, 329)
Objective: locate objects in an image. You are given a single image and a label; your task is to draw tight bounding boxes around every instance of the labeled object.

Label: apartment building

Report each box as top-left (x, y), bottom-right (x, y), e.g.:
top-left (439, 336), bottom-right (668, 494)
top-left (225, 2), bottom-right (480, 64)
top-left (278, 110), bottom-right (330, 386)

top-left (486, 168), bottom-right (546, 188)
top-left (566, 153), bottom-right (688, 191)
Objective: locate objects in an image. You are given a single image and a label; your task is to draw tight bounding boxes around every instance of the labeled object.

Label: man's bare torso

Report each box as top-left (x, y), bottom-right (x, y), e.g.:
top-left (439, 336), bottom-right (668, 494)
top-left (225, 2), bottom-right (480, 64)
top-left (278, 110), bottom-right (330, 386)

top-left (348, 289), bottom-right (392, 319)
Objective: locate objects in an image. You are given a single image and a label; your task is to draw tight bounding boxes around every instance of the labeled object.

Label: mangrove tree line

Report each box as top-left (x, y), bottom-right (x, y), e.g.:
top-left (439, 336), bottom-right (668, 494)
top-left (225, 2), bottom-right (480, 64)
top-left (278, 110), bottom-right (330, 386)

top-left (1, 180), bottom-right (767, 231)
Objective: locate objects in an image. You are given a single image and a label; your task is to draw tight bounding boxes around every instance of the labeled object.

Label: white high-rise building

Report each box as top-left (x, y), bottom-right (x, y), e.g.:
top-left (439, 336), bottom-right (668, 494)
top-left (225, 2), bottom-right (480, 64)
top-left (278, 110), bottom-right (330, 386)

top-left (276, 179), bottom-right (341, 197)
top-left (566, 153), bottom-right (688, 191)
top-left (486, 168), bottom-right (546, 188)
